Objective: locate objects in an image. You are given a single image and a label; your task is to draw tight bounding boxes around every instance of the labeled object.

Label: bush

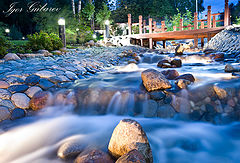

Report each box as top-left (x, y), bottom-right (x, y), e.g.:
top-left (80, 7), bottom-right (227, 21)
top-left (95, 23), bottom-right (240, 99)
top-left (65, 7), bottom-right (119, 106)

top-left (27, 31), bottom-right (63, 51)
top-left (0, 37), bottom-right (12, 58)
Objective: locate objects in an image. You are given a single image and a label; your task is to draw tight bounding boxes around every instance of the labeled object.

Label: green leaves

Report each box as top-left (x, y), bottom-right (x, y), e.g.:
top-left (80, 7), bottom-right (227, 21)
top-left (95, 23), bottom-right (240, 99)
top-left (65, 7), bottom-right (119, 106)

top-left (82, 3), bottom-right (95, 21)
top-left (96, 4), bottom-right (111, 28)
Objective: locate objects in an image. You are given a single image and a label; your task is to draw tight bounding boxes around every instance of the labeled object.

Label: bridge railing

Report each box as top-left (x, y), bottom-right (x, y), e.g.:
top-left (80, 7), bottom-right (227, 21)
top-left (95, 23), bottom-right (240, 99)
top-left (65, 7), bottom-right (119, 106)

top-left (127, 0), bottom-right (230, 35)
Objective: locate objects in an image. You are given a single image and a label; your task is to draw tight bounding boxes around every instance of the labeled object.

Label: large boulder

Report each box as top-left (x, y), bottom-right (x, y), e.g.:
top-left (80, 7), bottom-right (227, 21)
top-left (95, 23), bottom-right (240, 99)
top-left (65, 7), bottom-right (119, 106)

top-left (175, 44), bottom-right (184, 55)
top-left (29, 91), bottom-right (53, 110)
top-left (4, 53), bottom-right (21, 61)
top-left (75, 149), bottom-right (114, 163)
top-left (141, 69), bottom-right (171, 92)
top-left (116, 149), bottom-right (146, 163)
top-left (108, 119), bottom-right (153, 163)
top-left (171, 59), bottom-right (182, 67)
top-left (161, 70), bottom-right (180, 80)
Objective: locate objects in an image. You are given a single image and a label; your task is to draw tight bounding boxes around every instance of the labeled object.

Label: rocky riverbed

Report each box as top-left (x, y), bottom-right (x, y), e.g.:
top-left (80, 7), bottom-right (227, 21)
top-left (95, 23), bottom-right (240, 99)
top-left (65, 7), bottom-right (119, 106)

top-left (1, 39), bottom-right (240, 162)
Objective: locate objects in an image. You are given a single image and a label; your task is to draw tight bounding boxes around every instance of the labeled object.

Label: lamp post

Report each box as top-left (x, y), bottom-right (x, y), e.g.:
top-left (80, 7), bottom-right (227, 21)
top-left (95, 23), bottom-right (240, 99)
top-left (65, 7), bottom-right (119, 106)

top-left (93, 34), bottom-right (97, 39)
top-left (105, 20), bottom-right (110, 38)
top-left (58, 18), bottom-right (66, 47)
top-left (5, 29), bottom-right (10, 38)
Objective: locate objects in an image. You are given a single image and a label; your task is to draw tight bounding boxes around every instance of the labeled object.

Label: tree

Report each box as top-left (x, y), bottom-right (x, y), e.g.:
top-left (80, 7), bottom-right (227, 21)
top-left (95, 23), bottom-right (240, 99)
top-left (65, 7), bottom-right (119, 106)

top-left (72, 0), bottom-right (76, 16)
top-left (96, 3), bottom-right (111, 29)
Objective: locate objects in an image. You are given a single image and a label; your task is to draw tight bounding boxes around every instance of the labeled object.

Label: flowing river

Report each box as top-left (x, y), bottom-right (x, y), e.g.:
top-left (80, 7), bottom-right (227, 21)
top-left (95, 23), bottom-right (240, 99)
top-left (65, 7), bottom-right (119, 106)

top-left (0, 54), bottom-right (240, 163)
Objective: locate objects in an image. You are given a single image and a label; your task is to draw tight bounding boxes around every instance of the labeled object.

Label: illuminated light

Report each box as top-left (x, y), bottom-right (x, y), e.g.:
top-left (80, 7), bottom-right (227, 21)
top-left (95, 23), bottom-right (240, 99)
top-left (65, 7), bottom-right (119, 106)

top-left (105, 20), bottom-right (110, 26)
top-left (76, 28), bottom-right (79, 31)
top-left (5, 29), bottom-right (10, 33)
top-left (58, 18), bottom-right (65, 26)
top-left (22, 37), bottom-right (25, 40)
top-left (92, 34), bottom-right (97, 39)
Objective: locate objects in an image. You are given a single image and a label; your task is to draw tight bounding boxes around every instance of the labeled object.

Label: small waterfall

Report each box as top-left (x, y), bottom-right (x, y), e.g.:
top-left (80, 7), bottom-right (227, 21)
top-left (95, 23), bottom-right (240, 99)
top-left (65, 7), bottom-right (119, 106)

top-left (107, 91), bottom-right (122, 114)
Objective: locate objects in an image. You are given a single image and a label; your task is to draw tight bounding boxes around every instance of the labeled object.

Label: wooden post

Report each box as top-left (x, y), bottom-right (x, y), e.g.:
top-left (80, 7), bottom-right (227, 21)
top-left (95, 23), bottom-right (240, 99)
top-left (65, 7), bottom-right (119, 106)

top-left (224, 0), bottom-right (229, 26)
top-left (128, 14), bottom-right (132, 35)
top-left (194, 35), bottom-right (198, 48)
top-left (153, 21), bottom-right (157, 32)
top-left (139, 15), bottom-right (143, 34)
top-left (194, 12), bottom-right (198, 30)
top-left (173, 26), bottom-right (177, 31)
top-left (207, 6), bottom-right (212, 28)
top-left (188, 24), bottom-right (192, 30)
top-left (149, 18), bottom-right (153, 49)
top-left (201, 38), bottom-right (204, 48)
top-left (207, 33), bottom-right (212, 42)
top-left (163, 40), bottom-right (166, 49)
top-left (143, 20), bottom-right (146, 33)
top-left (161, 21), bottom-right (166, 32)
top-left (213, 15), bottom-right (216, 28)
top-left (201, 21), bottom-right (204, 29)
top-left (179, 19), bottom-right (183, 31)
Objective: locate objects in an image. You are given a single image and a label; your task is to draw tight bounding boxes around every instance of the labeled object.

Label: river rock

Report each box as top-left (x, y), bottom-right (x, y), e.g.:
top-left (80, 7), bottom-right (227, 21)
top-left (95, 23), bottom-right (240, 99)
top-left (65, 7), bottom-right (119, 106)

top-left (213, 85), bottom-right (227, 99)
top-left (128, 59), bottom-right (138, 64)
top-left (175, 79), bottom-right (191, 89)
top-left (35, 70), bottom-right (56, 78)
top-left (75, 149), bottom-right (114, 163)
top-left (175, 44), bottom-right (184, 55)
top-left (144, 100), bottom-right (158, 117)
top-left (25, 86), bottom-right (42, 98)
top-left (175, 74), bottom-right (195, 82)
top-left (0, 106), bottom-right (10, 122)
top-left (157, 104), bottom-right (176, 118)
top-left (141, 69), bottom-right (171, 92)
top-left (161, 70), bottom-right (179, 80)
top-left (29, 91), bottom-right (53, 110)
top-left (58, 139), bottom-right (87, 159)
top-left (65, 71), bottom-right (78, 80)
top-left (171, 96), bottom-right (191, 113)
top-left (171, 59), bottom-right (182, 67)
top-left (149, 91), bottom-right (166, 101)
top-left (6, 76), bottom-right (24, 85)
top-left (25, 75), bottom-right (40, 86)
top-left (116, 149), bottom-right (146, 163)
top-left (0, 89), bottom-right (11, 100)
top-left (0, 81), bottom-right (10, 89)
top-left (38, 78), bottom-right (55, 90)
top-left (8, 84), bottom-right (29, 93)
top-left (225, 64), bottom-right (240, 72)
top-left (4, 53), bottom-right (21, 61)
top-left (108, 119), bottom-right (153, 163)
top-left (157, 59), bottom-right (170, 68)
top-left (0, 99), bottom-right (15, 110)
top-left (11, 93), bottom-right (30, 109)
top-left (10, 108), bottom-right (26, 120)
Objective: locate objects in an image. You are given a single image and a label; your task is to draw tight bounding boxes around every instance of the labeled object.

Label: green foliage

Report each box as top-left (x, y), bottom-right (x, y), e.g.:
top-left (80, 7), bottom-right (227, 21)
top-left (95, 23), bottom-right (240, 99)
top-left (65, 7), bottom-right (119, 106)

top-left (0, 22), bottom-right (8, 39)
top-left (76, 25), bottom-right (94, 44)
top-left (96, 4), bottom-right (111, 29)
top-left (132, 25), bottom-right (139, 34)
top-left (27, 31), bottom-right (63, 51)
top-left (234, 17), bottom-right (240, 25)
top-left (167, 9), bottom-right (193, 31)
top-left (0, 37), bottom-right (12, 58)
top-left (9, 25), bottom-right (23, 40)
top-left (82, 3), bottom-right (95, 21)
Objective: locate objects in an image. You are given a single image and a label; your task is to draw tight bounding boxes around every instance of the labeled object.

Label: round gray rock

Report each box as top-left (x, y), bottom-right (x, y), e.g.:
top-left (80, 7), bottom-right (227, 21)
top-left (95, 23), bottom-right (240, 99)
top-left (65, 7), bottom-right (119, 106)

top-left (0, 106), bottom-right (11, 122)
top-left (0, 89), bottom-right (11, 100)
top-left (11, 93), bottom-right (30, 109)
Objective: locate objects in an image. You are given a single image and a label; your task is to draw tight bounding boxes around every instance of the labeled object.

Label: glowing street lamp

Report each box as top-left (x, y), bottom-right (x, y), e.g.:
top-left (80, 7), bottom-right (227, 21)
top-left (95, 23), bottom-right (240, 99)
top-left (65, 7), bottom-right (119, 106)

top-left (58, 18), bottom-right (66, 47)
top-left (76, 28), bottom-right (79, 31)
top-left (93, 34), bottom-right (97, 39)
top-left (105, 20), bottom-right (110, 38)
top-left (22, 37), bottom-right (25, 40)
top-left (5, 29), bottom-right (10, 33)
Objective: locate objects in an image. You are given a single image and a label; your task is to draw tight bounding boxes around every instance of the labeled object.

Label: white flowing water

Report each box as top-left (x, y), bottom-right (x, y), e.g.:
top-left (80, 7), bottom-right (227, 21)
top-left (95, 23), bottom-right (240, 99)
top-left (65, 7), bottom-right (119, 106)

top-left (1, 55), bottom-right (240, 162)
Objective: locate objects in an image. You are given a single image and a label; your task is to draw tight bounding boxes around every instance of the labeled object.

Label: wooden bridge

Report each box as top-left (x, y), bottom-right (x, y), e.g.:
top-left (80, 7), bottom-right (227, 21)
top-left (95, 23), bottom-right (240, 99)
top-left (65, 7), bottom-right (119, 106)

top-left (127, 0), bottom-right (231, 49)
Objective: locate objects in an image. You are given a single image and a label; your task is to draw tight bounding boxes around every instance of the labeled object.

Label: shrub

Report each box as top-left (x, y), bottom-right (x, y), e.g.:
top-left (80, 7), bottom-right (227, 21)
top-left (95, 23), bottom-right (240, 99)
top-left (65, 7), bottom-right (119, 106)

top-left (27, 31), bottom-right (63, 51)
top-left (0, 37), bottom-right (12, 58)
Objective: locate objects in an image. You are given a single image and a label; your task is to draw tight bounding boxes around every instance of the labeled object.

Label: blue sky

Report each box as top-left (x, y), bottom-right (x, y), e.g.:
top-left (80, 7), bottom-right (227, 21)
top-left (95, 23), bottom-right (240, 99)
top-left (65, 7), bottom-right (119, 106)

top-left (203, 0), bottom-right (239, 13)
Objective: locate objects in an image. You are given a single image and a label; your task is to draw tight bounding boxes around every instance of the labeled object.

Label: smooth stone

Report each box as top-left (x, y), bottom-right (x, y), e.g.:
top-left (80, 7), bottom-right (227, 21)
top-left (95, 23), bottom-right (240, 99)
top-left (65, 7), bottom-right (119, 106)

top-left (8, 84), bottom-right (29, 93)
top-left (29, 91), bottom-right (53, 110)
top-left (141, 69), bottom-right (171, 92)
top-left (0, 89), bottom-right (11, 100)
top-left (175, 79), bottom-right (191, 89)
top-left (128, 59), bottom-right (137, 64)
top-left (35, 70), bottom-right (56, 78)
top-left (175, 44), bottom-right (184, 55)
top-left (157, 104), bottom-right (176, 118)
top-left (25, 75), bottom-right (40, 86)
top-left (171, 96), bottom-right (191, 113)
top-left (108, 119), bottom-right (153, 163)
top-left (38, 78), bottom-right (55, 90)
top-left (57, 139), bottom-right (87, 159)
top-left (157, 59), bottom-right (170, 68)
top-left (4, 53), bottom-right (21, 61)
top-left (144, 100), bottom-right (158, 118)
top-left (75, 149), bottom-right (114, 163)
top-left (0, 99), bottom-right (15, 110)
top-left (65, 71), bottom-right (78, 80)
top-left (10, 108), bottom-right (26, 120)
top-left (161, 70), bottom-right (180, 80)
top-left (49, 76), bottom-right (71, 83)
top-left (25, 86), bottom-right (42, 98)
top-left (116, 149), bottom-right (146, 163)
top-left (0, 106), bottom-right (11, 122)
top-left (171, 59), bottom-right (182, 67)
top-left (11, 93), bottom-right (30, 109)
top-left (213, 85), bottom-right (227, 99)
top-left (0, 81), bottom-right (10, 89)
top-left (149, 91), bottom-right (166, 101)
top-left (6, 76), bottom-right (24, 85)
top-left (175, 74), bottom-right (195, 82)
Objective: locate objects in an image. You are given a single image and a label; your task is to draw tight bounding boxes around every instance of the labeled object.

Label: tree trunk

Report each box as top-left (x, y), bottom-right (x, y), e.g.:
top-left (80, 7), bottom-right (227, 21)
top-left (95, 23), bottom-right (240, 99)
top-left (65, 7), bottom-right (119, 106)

top-left (72, 0), bottom-right (75, 16)
top-left (78, 0), bottom-right (81, 14)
